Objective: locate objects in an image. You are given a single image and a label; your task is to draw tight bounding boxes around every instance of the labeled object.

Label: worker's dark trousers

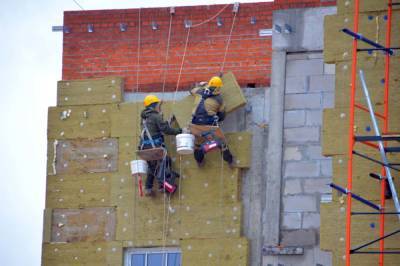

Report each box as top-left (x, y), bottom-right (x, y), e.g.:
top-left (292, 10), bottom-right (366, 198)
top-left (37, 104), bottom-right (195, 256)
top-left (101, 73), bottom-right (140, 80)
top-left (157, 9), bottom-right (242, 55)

top-left (145, 160), bottom-right (159, 189)
top-left (194, 144), bottom-right (233, 164)
top-left (145, 156), bottom-right (178, 190)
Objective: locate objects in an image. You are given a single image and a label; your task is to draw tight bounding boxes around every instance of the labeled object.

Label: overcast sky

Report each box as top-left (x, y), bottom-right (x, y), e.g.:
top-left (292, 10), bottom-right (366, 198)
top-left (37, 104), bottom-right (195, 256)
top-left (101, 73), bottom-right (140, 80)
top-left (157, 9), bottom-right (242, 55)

top-left (0, 1), bottom-right (272, 265)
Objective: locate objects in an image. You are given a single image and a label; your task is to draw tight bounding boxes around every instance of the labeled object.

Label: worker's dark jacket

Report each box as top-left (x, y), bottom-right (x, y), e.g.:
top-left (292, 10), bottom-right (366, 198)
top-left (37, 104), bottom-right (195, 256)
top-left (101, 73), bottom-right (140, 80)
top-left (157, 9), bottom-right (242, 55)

top-left (140, 107), bottom-right (181, 147)
top-left (191, 86), bottom-right (226, 125)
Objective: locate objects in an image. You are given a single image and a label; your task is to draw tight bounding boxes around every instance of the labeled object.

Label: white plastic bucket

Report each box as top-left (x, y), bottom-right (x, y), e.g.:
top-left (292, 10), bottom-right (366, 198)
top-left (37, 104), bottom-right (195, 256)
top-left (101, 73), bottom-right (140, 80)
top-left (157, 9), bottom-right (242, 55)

top-left (176, 133), bottom-right (195, 155)
top-left (130, 160), bottom-right (148, 176)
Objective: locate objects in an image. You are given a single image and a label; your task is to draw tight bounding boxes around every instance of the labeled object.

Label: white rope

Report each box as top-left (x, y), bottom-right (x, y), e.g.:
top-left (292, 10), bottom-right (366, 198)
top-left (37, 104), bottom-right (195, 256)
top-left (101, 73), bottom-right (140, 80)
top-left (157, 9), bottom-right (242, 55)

top-left (162, 154), bottom-right (168, 250)
top-left (161, 14), bottom-right (174, 98)
top-left (177, 155), bottom-right (183, 240)
top-left (191, 4), bottom-right (230, 28)
top-left (72, 0), bottom-right (84, 10)
top-left (220, 7), bottom-right (238, 73)
top-left (133, 7), bottom-right (142, 244)
top-left (173, 27), bottom-right (191, 105)
top-left (172, 3), bottom-right (232, 105)
top-left (217, 149), bottom-right (225, 266)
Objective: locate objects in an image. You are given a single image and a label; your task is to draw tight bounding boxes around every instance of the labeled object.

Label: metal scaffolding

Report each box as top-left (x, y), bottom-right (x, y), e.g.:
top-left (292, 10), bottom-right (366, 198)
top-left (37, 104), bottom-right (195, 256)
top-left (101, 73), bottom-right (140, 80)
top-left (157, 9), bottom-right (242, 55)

top-left (329, 1), bottom-right (400, 265)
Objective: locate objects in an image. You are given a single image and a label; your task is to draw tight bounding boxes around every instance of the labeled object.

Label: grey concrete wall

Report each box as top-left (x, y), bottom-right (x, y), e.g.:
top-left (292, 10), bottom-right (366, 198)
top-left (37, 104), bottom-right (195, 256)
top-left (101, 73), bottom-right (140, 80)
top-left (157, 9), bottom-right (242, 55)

top-left (261, 6), bottom-right (336, 266)
top-left (262, 52), bottom-right (334, 266)
top-left (273, 7), bottom-right (337, 52)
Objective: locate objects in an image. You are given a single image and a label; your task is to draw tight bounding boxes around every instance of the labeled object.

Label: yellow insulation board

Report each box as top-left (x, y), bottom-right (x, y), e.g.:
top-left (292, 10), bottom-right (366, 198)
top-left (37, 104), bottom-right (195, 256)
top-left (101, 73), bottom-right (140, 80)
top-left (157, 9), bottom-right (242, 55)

top-left (57, 76), bottom-right (123, 106)
top-left (337, 0), bottom-right (394, 15)
top-left (181, 238), bottom-right (249, 266)
top-left (321, 201), bottom-right (400, 266)
top-left (330, 153), bottom-right (400, 201)
top-left (111, 167), bottom-right (241, 207)
top-left (334, 60), bottom-right (400, 109)
top-left (42, 241), bottom-right (123, 266)
top-left (115, 202), bottom-right (242, 242)
top-left (172, 71), bottom-right (247, 127)
top-left (46, 173), bottom-right (113, 208)
top-left (324, 12), bottom-right (400, 64)
top-left (47, 104), bottom-right (118, 139)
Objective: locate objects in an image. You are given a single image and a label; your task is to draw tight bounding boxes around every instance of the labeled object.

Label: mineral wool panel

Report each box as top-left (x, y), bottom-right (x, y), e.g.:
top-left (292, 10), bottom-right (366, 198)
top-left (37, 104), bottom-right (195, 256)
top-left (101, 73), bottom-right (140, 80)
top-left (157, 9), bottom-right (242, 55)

top-left (334, 60), bottom-right (400, 109)
top-left (181, 238), bottom-right (248, 266)
top-left (47, 104), bottom-right (117, 139)
top-left (324, 12), bottom-right (400, 64)
top-left (51, 207), bottom-right (116, 243)
top-left (165, 132), bottom-right (252, 169)
top-left (42, 241), bottom-right (122, 266)
top-left (322, 108), bottom-right (381, 156)
top-left (331, 154), bottom-right (400, 202)
top-left (172, 72), bottom-right (247, 127)
top-left (116, 201), bottom-right (242, 242)
top-left (46, 173), bottom-right (112, 208)
top-left (57, 76), bottom-right (123, 106)
top-left (110, 102), bottom-right (142, 137)
top-left (54, 138), bottom-right (118, 174)
top-left (321, 201), bottom-right (400, 256)
top-left (337, 0), bottom-right (390, 15)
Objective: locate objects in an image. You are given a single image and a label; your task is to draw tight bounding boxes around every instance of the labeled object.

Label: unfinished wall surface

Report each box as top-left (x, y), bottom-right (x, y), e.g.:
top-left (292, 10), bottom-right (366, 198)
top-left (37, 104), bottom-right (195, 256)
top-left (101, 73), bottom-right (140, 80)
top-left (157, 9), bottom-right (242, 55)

top-left (62, 1), bottom-right (335, 92)
top-left (262, 6), bottom-right (336, 266)
top-left (43, 74), bottom-right (252, 266)
top-left (42, 2), bottom-right (343, 266)
top-left (321, 0), bottom-right (400, 265)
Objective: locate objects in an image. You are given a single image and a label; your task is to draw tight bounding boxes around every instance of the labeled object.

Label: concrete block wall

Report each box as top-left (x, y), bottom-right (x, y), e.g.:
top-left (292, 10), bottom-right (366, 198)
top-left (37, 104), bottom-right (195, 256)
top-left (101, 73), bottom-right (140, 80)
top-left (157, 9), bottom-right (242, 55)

top-left (281, 52), bottom-right (334, 246)
top-left (263, 53), bottom-right (335, 266)
top-left (263, 6), bottom-right (336, 266)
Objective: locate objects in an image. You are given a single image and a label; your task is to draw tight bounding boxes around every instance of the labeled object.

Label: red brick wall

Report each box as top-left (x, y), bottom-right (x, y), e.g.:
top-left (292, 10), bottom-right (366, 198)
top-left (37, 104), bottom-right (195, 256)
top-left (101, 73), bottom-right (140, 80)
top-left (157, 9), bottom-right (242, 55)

top-left (62, 1), bottom-right (335, 92)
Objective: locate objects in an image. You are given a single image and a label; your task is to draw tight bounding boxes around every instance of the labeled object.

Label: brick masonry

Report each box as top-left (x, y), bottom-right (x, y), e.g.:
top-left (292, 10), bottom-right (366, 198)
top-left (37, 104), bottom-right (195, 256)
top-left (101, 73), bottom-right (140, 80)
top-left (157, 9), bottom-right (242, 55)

top-left (281, 52), bottom-right (334, 248)
top-left (62, 0), bottom-right (336, 92)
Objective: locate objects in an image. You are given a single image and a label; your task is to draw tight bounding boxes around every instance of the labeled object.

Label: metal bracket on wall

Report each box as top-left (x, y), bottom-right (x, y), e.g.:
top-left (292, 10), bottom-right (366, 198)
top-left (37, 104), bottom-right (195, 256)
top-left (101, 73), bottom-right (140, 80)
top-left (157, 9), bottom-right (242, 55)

top-left (233, 2), bottom-right (240, 13)
top-left (52, 25), bottom-right (70, 33)
top-left (184, 19), bottom-right (192, 28)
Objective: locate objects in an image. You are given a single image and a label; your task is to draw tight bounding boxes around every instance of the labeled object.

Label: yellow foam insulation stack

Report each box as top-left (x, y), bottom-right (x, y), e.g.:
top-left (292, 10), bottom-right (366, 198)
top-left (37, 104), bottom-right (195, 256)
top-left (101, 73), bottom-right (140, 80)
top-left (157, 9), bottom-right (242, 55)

top-left (43, 74), bottom-right (251, 265)
top-left (321, 1), bottom-right (400, 265)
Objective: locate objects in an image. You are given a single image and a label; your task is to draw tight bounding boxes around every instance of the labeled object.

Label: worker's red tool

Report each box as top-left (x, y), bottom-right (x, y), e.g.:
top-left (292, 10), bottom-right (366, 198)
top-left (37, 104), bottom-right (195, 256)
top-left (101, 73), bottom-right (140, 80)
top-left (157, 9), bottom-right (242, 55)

top-left (163, 181), bottom-right (177, 194)
top-left (201, 140), bottom-right (220, 153)
top-left (137, 175), bottom-right (144, 197)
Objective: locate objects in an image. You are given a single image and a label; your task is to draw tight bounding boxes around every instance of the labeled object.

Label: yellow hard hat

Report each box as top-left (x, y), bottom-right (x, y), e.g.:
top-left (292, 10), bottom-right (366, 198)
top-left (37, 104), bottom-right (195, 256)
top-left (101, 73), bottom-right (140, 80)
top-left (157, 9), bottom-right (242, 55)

top-left (144, 94), bottom-right (161, 107)
top-left (208, 76), bottom-right (223, 88)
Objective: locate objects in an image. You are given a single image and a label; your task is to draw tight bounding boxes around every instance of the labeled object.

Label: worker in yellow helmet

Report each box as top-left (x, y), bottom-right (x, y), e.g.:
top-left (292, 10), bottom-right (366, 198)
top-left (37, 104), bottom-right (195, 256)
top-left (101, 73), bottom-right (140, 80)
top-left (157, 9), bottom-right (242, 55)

top-left (190, 76), bottom-right (234, 167)
top-left (140, 94), bottom-right (182, 196)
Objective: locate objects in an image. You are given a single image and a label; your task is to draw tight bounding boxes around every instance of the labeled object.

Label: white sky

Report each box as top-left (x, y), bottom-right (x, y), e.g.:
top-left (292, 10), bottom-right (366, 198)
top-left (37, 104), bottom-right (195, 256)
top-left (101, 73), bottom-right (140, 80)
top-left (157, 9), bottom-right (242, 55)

top-left (0, 1), bottom-right (272, 265)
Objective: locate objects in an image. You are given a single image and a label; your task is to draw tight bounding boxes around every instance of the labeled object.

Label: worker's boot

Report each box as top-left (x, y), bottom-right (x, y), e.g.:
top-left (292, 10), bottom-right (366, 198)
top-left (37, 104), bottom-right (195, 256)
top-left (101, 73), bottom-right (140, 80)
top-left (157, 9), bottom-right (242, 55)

top-left (144, 188), bottom-right (154, 197)
top-left (194, 149), bottom-right (205, 167)
top-left (223, 149), bottom-right (234, 168)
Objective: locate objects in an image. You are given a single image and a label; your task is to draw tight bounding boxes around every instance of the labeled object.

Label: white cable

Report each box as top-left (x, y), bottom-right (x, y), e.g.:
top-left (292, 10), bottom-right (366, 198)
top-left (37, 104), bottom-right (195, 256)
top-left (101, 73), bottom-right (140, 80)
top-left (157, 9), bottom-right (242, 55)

top-left (72, 0), bottom-right (84, 10)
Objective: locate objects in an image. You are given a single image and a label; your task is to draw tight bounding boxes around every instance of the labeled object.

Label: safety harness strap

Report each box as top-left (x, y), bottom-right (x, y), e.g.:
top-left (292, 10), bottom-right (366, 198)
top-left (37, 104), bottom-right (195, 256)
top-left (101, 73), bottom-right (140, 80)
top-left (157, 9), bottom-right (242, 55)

top-left (141, 119), bottom-right (156, 149)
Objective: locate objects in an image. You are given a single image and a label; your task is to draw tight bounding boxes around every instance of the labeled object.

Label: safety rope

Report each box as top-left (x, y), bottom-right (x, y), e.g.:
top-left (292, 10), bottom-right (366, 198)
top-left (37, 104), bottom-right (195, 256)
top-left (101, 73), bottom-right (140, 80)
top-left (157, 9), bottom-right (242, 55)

top-left (177, 155), bottom-right (183, 241)
top-left (133, 7), bottom-right (142, 242)
top-left (173, 26), bottom-right (191, 105)
top-left (217, 146), bottom-right (225, 265)
top-left (191, 4), bottom-right (230, 28)
top-left (162, 13), bottom-right (174, 98)
top-left (220, 6), bottom-right (238, 73)
top-left (161, 153), bottom-right (169, 250)
top-left (172, 3), bottom-right (232, 105)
